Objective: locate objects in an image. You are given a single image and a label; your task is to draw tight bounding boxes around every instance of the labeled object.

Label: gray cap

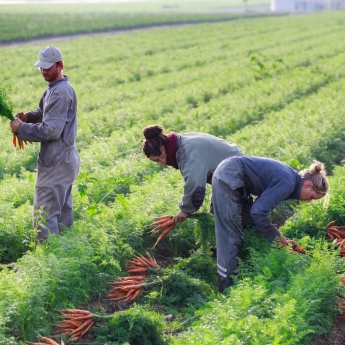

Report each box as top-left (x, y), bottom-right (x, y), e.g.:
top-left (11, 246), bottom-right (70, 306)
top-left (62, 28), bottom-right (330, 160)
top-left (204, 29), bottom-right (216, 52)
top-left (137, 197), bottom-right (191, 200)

top-left (34, 46), bottom-right (62, 69)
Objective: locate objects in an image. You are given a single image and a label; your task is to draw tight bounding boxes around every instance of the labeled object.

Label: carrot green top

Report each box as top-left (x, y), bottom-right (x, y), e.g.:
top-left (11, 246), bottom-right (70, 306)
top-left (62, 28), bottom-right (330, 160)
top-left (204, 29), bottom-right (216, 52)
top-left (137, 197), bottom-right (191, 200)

top-left (0, 85), bottom-right (14, 121)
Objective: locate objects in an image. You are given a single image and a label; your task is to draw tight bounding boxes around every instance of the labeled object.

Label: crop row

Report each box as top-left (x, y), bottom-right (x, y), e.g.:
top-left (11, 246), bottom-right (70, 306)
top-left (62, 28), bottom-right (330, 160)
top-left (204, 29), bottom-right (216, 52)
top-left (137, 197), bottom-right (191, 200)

top-left (1, 10), bottom-right (345, 344)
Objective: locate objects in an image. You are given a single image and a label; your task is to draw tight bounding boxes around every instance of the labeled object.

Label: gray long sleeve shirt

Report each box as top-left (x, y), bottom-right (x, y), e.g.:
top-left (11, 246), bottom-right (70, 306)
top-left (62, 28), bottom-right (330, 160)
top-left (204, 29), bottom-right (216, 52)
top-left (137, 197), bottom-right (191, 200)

top-left (240, 156), bottom-right (303, 241)
top-left (176, 133), bottom-right (242, 213)
top-left (17, 75), bottom-right (77, 166)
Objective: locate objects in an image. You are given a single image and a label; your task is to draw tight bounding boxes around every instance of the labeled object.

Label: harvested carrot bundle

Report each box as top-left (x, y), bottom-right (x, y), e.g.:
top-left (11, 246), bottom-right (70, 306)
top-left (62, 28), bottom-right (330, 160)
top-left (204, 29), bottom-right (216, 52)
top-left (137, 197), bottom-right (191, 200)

top-left (107, 251), bottom-right (160, 303)
top-left (326, 220), bottom-right (345, 241)
top-left (107, 278), bottom-right (145, 302)
top-left (56, 309), bottom-right (94, 342)
top-left (287, 240), bottom-right (306, 254)
top-left (325, 221), bottom-right (345, 257)
top-left (149, 215), bottom-right (176, 247)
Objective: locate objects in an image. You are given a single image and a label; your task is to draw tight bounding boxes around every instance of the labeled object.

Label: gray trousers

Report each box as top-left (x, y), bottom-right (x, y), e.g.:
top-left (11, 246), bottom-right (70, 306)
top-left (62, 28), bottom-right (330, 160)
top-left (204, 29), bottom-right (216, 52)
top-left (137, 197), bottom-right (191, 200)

top-left (212, 157), bottom-right (254, 292)
top-left (34, 147), bottom-right (80, 240)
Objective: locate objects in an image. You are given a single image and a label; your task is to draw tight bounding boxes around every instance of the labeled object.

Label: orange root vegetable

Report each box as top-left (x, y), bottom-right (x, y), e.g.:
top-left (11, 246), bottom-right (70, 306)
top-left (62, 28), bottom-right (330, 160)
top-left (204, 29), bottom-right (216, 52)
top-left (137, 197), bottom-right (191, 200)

top-left (40, 337), bottom-right (60, 345)
top-left (127, 267), bottom-right (147, 274)
top-left (145, 251), bottom-right (157, 266)
top-left (150, 217), bottom-right (176, 233)
top-left (150, 216), bottom-right (174, 226)
top-left (153, 215), bottom-right (174, 220)
top-left (12, 132), bottom-right (33, 150)
top-left (153, 223), bottom-right (175, 248)
top-left (60, 309), bottom-right (91, 315)
top-left (56, 309), bottom-right (94, 341)
top-left (327, 220), bottom-right (335, 228)
top-left (80, 320), bottom-right (95, 337)
top-left (287, 240), bottom-right (306, 254)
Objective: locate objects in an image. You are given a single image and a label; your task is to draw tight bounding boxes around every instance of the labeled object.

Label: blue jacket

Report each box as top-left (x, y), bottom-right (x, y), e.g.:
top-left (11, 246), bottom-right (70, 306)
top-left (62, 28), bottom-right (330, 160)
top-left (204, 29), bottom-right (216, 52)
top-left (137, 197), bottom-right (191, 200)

top-left (241, 156), bottom-right (303, 241)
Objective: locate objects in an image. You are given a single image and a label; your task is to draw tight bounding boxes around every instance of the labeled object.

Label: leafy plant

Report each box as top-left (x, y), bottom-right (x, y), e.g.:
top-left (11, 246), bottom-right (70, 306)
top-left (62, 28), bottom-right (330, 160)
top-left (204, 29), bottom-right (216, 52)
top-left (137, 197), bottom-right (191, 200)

top-left (96, 305), bottom-right (166, 345)
top-left (0, 84), bottom-right (14, 121)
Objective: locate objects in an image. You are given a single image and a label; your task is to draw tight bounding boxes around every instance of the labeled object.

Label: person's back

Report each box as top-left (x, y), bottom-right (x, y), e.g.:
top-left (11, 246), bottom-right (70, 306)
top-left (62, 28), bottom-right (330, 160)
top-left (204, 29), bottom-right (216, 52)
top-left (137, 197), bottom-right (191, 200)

top-left (176, 132), bottom-right (242, 175)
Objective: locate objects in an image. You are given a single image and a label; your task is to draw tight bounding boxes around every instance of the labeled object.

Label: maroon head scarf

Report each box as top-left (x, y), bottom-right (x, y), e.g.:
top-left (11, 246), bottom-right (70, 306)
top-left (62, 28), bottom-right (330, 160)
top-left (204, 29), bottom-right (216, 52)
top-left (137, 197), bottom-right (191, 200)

top-left (165, 132), bottom-right (179, 169)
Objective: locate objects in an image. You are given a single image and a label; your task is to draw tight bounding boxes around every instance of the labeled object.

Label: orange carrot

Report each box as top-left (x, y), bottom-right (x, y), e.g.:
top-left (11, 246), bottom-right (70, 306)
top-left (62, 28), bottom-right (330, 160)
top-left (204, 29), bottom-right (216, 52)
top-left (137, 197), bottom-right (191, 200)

top-left (145, 251), bottom-right (156, 265)
top-left (40, 337), bottom-right (59, 345)
top-left (127, 268), bottom-right (147, 274)
top-left (71, 318), bottom-right (93, 335)
top-left (110, 280), bottom-right (137, 286)
top-left (60, 309), bottom-right (91, 315)
top-left (153, 224), bottom-right (175, 248)
top-left (150, 218), bottom-right (173, 226)
top-left (131, 288), bottom-right (144, 300)
top-left (327, 220), bottom-right (335, 228)
top-left (153, 215), bottom-right (173, 220)
top-left (137, 255), bottom-right (155, 267)
top-left (80, 320), bottom-right (95, 337)
top-left (151, 218), bottom-right (176, 232)
top-left (120, 275), bottom-right (146, 281)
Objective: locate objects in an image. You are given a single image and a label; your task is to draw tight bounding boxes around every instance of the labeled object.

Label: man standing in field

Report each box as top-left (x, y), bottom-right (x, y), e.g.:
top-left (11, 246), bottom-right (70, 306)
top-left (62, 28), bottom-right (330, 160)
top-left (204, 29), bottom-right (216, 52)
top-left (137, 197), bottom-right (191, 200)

top-left (10, 45), bottom-right (80, 240)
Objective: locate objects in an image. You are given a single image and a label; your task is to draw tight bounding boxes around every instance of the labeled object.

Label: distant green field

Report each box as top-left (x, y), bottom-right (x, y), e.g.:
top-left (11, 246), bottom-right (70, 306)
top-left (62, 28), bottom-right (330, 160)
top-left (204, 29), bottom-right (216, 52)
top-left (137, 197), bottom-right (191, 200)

top-left (0, 0), bottom-right (270, 13)
top-left (0, 0), bottom-right (275, 44)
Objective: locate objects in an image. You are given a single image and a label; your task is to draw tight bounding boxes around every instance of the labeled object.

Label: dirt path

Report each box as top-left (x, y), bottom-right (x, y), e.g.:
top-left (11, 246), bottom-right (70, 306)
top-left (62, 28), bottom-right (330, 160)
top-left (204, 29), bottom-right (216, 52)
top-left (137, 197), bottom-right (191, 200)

top-left (0, 22), bottom-right (205, 49)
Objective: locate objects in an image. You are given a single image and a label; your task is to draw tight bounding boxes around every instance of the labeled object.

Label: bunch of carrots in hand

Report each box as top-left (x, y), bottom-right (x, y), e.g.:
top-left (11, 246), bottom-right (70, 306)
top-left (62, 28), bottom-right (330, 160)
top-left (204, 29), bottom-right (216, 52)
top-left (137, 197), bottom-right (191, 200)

top-left (149, 215), bottom-right (176, 248)
top-left (0, 85), bottom-right (31, 150)
top-left (287, 240), bottom-right (306, 254)
top-left (33, 336), bottom-right (64, 345)
top-left (56, 309), bottom-right (95, 342)
top-left (107, 251), bottom-right (159, 303)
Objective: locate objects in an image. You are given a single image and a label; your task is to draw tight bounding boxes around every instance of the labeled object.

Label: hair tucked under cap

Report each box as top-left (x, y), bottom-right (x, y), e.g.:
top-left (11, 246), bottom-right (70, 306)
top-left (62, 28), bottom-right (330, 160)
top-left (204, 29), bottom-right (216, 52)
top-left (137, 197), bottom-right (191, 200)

top-left (299, 161), bottom-right (329, 194)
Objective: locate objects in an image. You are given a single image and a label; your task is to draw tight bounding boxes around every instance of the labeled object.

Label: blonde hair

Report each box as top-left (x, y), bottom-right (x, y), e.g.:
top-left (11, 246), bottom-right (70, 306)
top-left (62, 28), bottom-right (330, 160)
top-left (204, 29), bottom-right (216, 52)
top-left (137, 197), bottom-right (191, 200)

top-left (299, 161), bottom-right (329, 194)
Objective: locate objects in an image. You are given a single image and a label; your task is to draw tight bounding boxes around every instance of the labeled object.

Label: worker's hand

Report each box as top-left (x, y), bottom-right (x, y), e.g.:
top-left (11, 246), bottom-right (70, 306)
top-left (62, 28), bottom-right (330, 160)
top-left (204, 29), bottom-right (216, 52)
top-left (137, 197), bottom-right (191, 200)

top-left (278, 234), bottom-right (289, 247)
top-left (10, 119), bottom-right (22, 134)
top-left (175, 210), bottom-right (188, 223)
top-left (15, 112), bottom-right (28, 122)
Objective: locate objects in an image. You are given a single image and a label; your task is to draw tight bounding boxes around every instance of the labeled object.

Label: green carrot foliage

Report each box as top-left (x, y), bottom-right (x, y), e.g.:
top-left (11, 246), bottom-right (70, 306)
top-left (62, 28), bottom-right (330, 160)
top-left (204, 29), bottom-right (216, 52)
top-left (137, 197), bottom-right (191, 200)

top-left (0, 85), bottom-right (14, 121)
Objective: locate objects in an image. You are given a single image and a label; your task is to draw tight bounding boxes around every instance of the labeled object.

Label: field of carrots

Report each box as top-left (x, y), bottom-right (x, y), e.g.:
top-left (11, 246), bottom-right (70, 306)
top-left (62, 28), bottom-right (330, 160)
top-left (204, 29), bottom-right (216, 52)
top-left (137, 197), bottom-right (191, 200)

top-left (1, 6), bottom-right (345, 345)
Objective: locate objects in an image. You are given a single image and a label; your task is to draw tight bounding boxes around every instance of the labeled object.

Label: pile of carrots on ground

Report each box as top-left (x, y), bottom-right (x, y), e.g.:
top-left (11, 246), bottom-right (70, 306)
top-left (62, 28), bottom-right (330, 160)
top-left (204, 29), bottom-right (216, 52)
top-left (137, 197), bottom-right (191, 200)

top-left (326, 221), bottom-right (345, 257)
top-left (106, 251), bottom-right (159, 302)
top-left (55, 309), bottom-right (95, 342)
top-left (324, 221), bottom-right (345, 319)
top-left (149, 215), bottom-right (176, 247)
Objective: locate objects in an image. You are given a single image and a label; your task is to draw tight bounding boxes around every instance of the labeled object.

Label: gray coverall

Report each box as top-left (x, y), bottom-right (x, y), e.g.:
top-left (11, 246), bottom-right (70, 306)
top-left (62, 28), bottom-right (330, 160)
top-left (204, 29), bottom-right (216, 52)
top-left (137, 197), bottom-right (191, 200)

top-left (212, 156), bottom-right (303, 292)
top-left (17, 76), bottom-right (80, 239)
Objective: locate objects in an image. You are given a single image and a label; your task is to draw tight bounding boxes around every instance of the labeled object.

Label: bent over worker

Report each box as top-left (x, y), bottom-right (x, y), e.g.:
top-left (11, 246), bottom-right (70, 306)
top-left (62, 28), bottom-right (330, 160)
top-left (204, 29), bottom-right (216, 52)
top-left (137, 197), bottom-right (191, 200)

top-left (141, 125), bottom-right (242, 223)
top-left (10, 46), bottom-right (80, 240)
top-left (212, 156), bottom-right (329, 293)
